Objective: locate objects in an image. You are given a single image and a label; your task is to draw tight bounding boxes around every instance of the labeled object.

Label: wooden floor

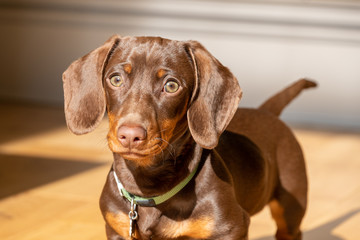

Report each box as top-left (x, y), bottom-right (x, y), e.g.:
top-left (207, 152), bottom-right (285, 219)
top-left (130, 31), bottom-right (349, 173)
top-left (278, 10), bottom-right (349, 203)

top-left (0, 102), bottom-right (359, 240)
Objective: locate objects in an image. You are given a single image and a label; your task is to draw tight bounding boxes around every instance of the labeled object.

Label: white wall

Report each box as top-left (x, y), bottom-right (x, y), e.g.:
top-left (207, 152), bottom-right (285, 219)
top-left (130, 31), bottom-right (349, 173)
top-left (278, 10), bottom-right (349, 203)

top-left (0, 0), bottom-right (359, 129)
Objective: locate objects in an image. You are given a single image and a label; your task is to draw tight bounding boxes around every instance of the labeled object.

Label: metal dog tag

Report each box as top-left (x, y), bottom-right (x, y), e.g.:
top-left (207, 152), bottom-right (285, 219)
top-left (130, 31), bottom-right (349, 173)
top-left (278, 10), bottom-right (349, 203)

top-left (128, 199), bottom-right (138, 238)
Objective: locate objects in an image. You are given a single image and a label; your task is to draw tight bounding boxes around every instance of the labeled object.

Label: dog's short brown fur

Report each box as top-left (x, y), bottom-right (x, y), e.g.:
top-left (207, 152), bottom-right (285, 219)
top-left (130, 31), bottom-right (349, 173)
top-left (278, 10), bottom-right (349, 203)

top-left (63, 35), bottom-right (316, 240)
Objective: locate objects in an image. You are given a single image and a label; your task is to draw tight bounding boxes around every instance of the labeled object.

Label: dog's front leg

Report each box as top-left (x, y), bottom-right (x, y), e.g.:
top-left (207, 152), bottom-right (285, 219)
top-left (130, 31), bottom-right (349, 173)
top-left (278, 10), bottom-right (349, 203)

top-left (210, 208), bottom-right (250, 240)
top-left (105, 223), bottom-right (127, 240)
top-left (227, 213), bottom-right (250, 240)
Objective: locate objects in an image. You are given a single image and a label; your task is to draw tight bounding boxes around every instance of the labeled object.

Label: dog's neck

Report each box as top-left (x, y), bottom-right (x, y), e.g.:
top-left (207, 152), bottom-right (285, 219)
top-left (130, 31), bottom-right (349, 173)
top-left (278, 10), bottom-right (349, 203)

top-left (113, 132), bottom-right (202, 197)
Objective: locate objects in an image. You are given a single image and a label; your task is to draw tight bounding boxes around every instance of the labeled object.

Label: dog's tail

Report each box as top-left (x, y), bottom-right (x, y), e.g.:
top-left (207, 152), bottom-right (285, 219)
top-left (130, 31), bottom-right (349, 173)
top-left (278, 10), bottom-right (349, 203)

top-left (258, 78), bottom-right (317, 117)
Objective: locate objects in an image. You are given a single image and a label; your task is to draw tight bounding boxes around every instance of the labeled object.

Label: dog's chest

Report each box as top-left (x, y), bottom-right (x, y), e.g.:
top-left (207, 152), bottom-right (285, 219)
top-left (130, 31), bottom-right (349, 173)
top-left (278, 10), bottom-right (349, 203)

top-left (139, 215), bottom-right (215, 240)
top-left (106, 208), bottom-right (214, 240)
top-left (153, 216), bottom-right (214, 239)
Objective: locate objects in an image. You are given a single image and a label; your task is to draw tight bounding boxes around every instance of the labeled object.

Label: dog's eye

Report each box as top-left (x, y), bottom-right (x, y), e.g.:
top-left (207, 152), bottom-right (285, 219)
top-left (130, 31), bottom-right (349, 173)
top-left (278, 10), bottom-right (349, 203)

top-left (164, 81), bottom-right (179, 93)
top-left (110, 75), bottom-right (123, 87)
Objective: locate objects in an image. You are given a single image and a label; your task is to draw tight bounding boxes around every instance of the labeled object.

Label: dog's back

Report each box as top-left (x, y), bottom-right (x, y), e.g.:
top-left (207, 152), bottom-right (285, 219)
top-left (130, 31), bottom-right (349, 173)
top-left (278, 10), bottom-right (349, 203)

top-left (218, 79), bottom-right (316, 239)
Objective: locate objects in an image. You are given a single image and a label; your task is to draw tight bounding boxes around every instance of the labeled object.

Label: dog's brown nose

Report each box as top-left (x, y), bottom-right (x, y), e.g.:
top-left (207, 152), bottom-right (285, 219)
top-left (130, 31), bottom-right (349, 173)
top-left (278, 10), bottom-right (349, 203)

top-left (117, 125), bottom-right (147, 148)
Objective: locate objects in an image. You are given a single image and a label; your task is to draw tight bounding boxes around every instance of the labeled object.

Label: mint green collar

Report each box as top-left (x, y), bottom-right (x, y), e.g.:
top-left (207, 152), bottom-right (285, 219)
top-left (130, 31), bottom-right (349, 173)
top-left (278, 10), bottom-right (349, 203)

top-left (113, 164), bottom-right (199, 207)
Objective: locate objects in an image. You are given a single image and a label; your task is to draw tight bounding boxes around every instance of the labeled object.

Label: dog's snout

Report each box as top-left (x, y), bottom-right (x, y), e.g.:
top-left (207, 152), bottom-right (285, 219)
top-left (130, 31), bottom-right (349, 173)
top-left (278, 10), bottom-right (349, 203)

top-left (117, 125), bottom-right (147, 148)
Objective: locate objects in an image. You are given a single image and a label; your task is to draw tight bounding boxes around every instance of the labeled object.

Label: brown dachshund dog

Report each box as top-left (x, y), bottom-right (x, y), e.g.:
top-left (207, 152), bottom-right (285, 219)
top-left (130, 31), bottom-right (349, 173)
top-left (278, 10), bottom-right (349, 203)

top-left (62, 35), bottom-right (316, 240)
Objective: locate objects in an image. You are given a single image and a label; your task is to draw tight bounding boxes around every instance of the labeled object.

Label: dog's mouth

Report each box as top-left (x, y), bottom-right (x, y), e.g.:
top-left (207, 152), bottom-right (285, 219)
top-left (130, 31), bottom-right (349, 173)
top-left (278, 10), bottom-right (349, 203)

top-left (117, 148), bottom-right (168, 167)
top-left (108, 138), bottom-right (170, 165)
top-left (120, 151), bottom-right (151, 160)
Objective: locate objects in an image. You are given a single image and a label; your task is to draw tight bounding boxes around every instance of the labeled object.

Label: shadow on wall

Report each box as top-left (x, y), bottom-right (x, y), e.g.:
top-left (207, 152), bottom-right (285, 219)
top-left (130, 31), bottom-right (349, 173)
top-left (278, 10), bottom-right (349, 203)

top-left (254, 209), bottom-right (360, 240)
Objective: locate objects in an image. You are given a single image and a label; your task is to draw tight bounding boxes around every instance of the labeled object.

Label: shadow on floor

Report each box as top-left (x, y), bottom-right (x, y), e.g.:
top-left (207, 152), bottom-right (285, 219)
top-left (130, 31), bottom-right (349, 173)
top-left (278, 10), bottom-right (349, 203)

top-left (253, 209), bottom-right (360, 240)
top-left (0, 153), bottom-right (104, 199)
top-left (0, 102), bottom-right (66, 144)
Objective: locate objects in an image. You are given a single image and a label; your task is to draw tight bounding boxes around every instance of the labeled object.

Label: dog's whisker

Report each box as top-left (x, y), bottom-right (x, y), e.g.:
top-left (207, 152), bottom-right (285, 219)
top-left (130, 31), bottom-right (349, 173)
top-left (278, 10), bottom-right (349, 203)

top-left (156, 143), bottom-right (166, 165)
top-left (155, 137), bottom-right (177, 163)
top-left (155, 137), bottom-right (175, 153)
top-left (157, 128), bottom-right (170, 134)
top-left (157, 137), bottom-right (176, 149)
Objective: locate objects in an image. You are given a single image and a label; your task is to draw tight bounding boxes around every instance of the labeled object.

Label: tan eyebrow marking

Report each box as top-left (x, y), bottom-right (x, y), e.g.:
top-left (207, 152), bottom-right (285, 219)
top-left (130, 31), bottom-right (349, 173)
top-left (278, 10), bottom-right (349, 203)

top-left (157, 69), bottom-right (167, 78)
top-left (123, 64), bottom-right (132, 74)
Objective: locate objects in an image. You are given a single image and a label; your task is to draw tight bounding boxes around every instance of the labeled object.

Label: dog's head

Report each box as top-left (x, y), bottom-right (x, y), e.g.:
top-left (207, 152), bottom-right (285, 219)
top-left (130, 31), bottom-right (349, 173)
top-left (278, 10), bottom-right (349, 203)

top-left (63, 35), bottom-right (242, 166)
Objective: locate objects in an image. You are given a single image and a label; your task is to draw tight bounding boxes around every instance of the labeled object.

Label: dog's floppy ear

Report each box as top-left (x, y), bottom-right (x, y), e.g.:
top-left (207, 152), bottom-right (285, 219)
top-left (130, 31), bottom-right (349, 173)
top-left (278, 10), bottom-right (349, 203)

top-left (186, 41), bottom-right (242, 149)
top-left (62, 35), bottom-right (120, 135)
